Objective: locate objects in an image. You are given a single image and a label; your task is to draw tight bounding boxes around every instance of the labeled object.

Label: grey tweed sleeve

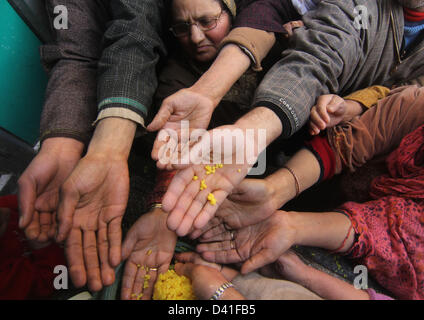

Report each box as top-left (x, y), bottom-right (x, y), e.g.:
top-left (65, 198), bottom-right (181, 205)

top-left (253, 0), bottom-right (368, 138)
top-left (96, 0), bottom-right (167, 127)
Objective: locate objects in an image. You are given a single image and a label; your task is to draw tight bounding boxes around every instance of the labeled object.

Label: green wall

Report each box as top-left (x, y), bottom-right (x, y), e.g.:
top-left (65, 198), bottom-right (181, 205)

top-left (0, 1), bottom-right (47, 145)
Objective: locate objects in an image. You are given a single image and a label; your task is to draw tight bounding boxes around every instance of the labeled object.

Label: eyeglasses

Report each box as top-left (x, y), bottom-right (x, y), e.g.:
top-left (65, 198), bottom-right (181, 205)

top-left (170, 11), bottom-right (223, 37)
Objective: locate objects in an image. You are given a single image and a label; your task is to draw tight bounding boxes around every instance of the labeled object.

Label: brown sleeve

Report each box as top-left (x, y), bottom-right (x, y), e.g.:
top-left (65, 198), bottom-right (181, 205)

top-left (40, 0), bottom-right (108, 145)
top-left (327, 85), bottom-right (424, 174)
top-left (219, 27), bottom-right (275, 71)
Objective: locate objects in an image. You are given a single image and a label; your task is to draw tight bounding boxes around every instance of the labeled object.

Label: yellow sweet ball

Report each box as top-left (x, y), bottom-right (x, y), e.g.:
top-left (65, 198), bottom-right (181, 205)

top-left (153, 270), bottom-right (196, 300)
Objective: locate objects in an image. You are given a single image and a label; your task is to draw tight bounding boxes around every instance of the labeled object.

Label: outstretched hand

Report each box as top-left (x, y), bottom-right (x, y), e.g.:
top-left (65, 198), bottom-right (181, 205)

top-left (190, 178), bottom-right (279, 240)
top-left (18, 137), bottom-right (83, 242)
top-left (147, 88), bottom-right (216, 164)
top-left (162, 124), bottom-right (262, 237)
top-left (56, 153), bottom-right (129, 292)
top-left (120, 208), bottom-right (177, 300)
top-left (196, 211), bottom-right (297, 274)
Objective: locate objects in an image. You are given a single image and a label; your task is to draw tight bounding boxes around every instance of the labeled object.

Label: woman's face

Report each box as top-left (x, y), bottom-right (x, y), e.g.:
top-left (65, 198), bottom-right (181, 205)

top-left (172, 0), bottom-right (232, 63)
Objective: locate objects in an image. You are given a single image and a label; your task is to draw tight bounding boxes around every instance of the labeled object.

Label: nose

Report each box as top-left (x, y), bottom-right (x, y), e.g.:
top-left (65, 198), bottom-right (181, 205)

top-left (190, 24), bottom-right (205, 44)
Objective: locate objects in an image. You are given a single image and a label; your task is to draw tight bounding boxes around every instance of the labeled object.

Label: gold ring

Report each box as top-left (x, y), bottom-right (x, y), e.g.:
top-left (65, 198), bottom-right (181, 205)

top-left (230, 231), bottom-right (235, 240)
top-left (230, 241), bottom-right (235, 250)
top-left (149, 267), bottom-right (158, 272)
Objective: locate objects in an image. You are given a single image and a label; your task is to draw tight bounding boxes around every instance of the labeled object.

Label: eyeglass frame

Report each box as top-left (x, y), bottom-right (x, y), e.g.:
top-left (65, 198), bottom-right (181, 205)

top-left (169, 10), bottom-right (225, 37)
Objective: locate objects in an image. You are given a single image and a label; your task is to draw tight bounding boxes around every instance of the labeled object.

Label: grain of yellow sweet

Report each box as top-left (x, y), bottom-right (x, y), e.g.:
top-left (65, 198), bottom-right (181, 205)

top-left (207, 193), bottom-right (217, 205)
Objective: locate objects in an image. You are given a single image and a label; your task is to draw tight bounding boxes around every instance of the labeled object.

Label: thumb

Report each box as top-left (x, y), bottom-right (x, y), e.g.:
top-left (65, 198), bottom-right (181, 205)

top-left (17, 177), bottom-right (36, 229)
top-left (174, 262), bottom-right (194, 280)
top-left (56, 183), bottom-right (79, 242)
top-left (147, 103), bottom-right (173, 132)
top-left (241, 248), bottom-right (275, 275)
top-left (121, 228), bottom-right (137, 260)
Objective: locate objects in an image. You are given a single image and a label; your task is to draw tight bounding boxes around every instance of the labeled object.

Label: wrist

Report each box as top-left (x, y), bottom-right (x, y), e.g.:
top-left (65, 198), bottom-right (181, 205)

top-left (235, 107), bottom-right (283, 147)
top-left (265, 169), bottom-right (297, 208)
top-left (87, 118), bottom-right (137, 160)
top-left (343, 100), bottom-right (365, 121)
top-left (41, 137), bottom-right (84, 157)
top-left (191, 44), bottom-right (250, 106)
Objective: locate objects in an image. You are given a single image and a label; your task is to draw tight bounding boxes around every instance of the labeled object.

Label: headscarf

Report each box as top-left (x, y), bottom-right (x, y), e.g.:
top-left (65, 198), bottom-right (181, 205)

top-left (221, 0), bottom-right (237, 17)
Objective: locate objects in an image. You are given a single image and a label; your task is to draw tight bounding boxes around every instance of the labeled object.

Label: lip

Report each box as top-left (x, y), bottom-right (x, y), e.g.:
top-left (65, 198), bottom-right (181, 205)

top-left (196, 45), bottom-right (213, 52)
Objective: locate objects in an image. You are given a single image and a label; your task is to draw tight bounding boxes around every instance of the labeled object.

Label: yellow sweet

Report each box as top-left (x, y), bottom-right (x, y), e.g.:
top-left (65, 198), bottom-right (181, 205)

top-left (153, 270), bottom-right (196, 300)
top-left (193, 175), bottom-right (198, 181)
top-left (207, 193), bottom-right (217, 205)
top-left (200, 179), bottom-right (207, 191)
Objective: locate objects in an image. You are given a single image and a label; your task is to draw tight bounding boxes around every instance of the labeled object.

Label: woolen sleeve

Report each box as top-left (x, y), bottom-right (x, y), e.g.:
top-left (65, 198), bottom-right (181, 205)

top-left (40, 0), bottom-right (108, 145)
top-left (252, 0), bottom-right (368, 138)
top-left (96, 0), bottom-right (168, 129)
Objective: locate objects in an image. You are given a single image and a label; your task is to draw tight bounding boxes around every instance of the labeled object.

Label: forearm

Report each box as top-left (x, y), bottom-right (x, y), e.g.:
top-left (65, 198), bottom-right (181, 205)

top-left (235, 107), bottom-right (282, 148)
top-left (287, 210), bottom-right (355, 253)
top-left (301, 266), bottom-right (370, 300)
top-left (265, 148), bottom-right (321, 208)
top-left (190, 44), bottom-right (250, 105)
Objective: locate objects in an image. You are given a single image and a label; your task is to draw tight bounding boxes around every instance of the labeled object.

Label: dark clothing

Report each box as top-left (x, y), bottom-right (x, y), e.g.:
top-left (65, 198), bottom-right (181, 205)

top-left (40, 0), bottom-right (169, 145)
top-left (234, 0), bottom-right (424, 138)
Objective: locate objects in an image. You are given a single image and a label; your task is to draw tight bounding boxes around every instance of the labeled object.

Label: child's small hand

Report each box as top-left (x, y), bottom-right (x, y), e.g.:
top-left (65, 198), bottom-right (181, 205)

top-left (309, 95), bottom-right (347, 135)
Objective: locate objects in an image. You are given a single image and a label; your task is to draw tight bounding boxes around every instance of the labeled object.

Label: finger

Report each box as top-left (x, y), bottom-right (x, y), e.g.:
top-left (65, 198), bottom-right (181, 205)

top-left (309, 122), bottom-right (321, 136)
top-left (97, 222), bottom-right (115, 287)
top-left (163, 167), bottom-right (195, 213)
top-left (24, 211), bottom-right (40, 240)
top-left (56, 183), bottom-right (79, 242)
top-left (200, 225), bottom-right (232, 242)
top-left (309, 108), bottom-right (326, 131)
top-left (131, 264), bottom-right (147, 300)
top-left (175, 187), bottom-right (212, 236)
top-left (316, 103), bottom-right (331, 125)
top-left (108, 216), bottom-right (123, 267)
top-left (83, 230), bottom-right (103, 292)
top-left (193, 190), bottom-right (228, 230)
top-left (121, 260), bottom-right (138, 300)
top-left (197, 240), bottom-right (233, 253)
top-left (174, 252), bottom-right (198, 263)
top-left (48, 212), bottom-right (57, 239)
top-left (201, 248), bottom-right (241, 264)
top-left (38, 212), bottom-right (52, 242)
top-left (142, 258), bottom-right (159, 300)
top-left (146, 103), bottom-right (172, 133)
top-left (17, 176), bottom-right (36, 229)
top-left (65, 228), bottom-right (87, 288)
top-left (241, 248), bottom-right (277, 274)
top-left (174, 262), bottom-right (194, 279)
top-left (189, 216), bottom-right (222, 240)
top-left (121, 228), bottom-right (137, 261)
top-left (154, 129), bottom-right (178, 165)
top-left (167, 177), bottom-right (201, 230)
